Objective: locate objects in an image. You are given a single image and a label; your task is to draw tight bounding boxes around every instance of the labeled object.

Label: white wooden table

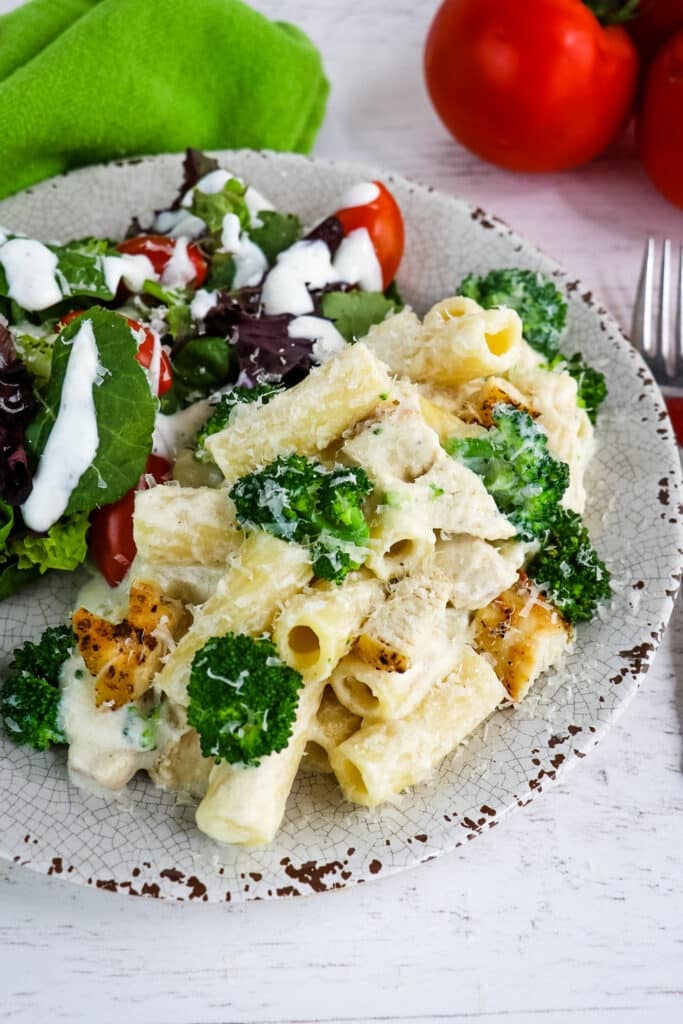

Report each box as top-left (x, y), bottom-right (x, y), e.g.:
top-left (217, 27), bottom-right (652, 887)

top-left (1, 2), bottom-right (682, 1021)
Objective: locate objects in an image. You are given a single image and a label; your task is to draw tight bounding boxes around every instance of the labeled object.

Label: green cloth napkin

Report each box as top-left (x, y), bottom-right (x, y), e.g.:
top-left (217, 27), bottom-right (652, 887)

top-left (0, 0), bottom-right (328, 199)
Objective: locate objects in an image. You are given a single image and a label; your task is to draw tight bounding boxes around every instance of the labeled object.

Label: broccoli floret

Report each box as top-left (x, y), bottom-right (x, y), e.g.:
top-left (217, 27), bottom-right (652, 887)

top-left (0, 625), bottom-right (74, 750)
top-left (230, 454), bottom-right (373, 583)
top-left (548, 352), bottom-right (607, 424)
top-left (194, 384), bottom-right (283, 462)
top-left (446, 404), bottom-right (569, 541)
top-left (187, 633), bottom-right (303, 765)
top-left (527, 507), bottom-right (611, 623)
top-left (459, 268), bottom-right (567, 359)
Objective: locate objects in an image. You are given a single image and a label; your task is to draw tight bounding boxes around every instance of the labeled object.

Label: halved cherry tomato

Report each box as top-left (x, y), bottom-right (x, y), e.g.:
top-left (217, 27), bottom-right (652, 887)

top-left (125, 318), bottom-right (173, 397)
top-left (89, 454), bottom-right (171, 587)
top-left (54, 311), bottom-right (173, 396)
top-left (334, 181), bottom-right (404, 289)
top-left (116, 233), bottom-right (208, 287)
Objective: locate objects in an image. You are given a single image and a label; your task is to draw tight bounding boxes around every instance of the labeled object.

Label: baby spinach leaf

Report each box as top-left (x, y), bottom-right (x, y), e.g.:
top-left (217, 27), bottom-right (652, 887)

top-left (0, 560), bottom-right (40, 601)
top-left (248, 211), bottom-right (302, 265)
top-left (321, 290), bottom-right (400, 343)
top-left (162, 336), bottom-right (233, 411)
top-left (25, 307), bottom-right (155, 516)
top-left (0, 501), bottom-right (13, 552)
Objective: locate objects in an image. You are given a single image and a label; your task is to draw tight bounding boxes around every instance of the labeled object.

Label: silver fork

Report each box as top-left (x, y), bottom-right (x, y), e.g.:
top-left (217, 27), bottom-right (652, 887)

top-left (632, 238), bottom-right (683, 445)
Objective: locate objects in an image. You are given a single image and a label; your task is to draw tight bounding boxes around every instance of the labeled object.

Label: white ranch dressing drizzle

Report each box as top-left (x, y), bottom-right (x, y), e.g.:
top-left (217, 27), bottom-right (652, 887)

top-left (182, 169), bottom-right (275, 227)
top-left (261, 239), bottom-right (339, 315)
top-left (287, 315), bottom-right (347, 363)
top-left (21, 319), bottom-right (101, 533)
top-left (0, 238), bottom-right (62, 310)
top-left (153, 401), bottom-right (212, 461)
top-left (339, 181), bottom-right (380, 208)
top-left (220, 212), bottom-right (267, 288)
top-left (154, 208), bottom-right (205, 239)
top-left (102, 253), bottom-right (155, 295)
top-left (160, 237), bottom-right (196, 287)
top-left (190, 288), bottom-right (218, 322)
top-left (333, 227), bottom-right (383, 291)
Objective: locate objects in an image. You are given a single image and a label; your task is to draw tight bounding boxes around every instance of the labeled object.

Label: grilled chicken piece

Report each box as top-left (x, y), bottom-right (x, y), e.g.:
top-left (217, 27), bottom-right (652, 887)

top-left (456, 377), bottom-right (537, 428)
top-left (72, 580), bottom-right (185, 709)
top-left (473, 573), bottom-right (570, 702)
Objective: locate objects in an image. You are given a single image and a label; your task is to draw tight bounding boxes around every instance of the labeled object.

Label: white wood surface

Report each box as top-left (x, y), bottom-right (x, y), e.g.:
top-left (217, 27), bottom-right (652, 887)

top-left (1, 1), bottom-right (682, 1021)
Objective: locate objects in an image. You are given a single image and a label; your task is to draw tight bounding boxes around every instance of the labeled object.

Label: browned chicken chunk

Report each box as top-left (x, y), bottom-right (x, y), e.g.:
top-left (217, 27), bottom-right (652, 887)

top-left (473, 573), bottom-right (570, 702)
top-left (72, 580), bottom-right (185, 709)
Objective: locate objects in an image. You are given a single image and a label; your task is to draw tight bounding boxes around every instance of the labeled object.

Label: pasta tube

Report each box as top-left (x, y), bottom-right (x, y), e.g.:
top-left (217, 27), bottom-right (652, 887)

top-left (205, 343), bottom-right (393, 484)
top-left (155, 533), bottom-right (312, 707)
top-left (330, 646), bottom-right (506, 807)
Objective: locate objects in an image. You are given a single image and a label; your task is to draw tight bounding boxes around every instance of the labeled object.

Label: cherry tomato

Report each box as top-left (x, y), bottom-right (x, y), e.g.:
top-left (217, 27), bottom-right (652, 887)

top-left (54, 311), bottom-right (173, 396)
top-left (125, 318), bottom-right (174, 397)
top-left (116, 233), bottom-right (208, 287)
top-left (424, 0), bottom-right (639, 172)
top-left (334, 181), bottom-right (404, 288)
top-left (639, 29), bottom-right (683, 208)
top-left (628, 1), bottom-right (683, 65)
top-left (89, 454), bottom-right (171, 587)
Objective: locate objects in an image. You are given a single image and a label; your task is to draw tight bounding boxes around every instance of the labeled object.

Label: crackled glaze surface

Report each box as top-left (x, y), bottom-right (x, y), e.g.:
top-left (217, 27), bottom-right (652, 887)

top-left (0, 151), bottom-right (681, 902)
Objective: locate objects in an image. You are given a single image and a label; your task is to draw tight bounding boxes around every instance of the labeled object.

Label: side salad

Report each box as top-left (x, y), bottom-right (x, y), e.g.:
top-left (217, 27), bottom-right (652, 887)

top-left (0, 149), bottom-right (407, 597)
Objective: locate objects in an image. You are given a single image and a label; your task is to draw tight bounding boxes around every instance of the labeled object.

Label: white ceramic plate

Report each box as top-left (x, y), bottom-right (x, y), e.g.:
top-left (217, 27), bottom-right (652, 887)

top-left (0, 151), bottom-right (681, 902)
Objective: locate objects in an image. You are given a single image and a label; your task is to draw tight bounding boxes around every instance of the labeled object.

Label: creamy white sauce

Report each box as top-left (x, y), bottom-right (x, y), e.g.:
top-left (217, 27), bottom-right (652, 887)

top-left (220, 212), bottom-right (267, 288)
top-left (244, 185), bottom-right (275, 226)
top-left (61, 652), bottom-right (155, 793)
top-left (153, 401), bottom-right (212, 461)
top-left (190, 288), bottom-right (218, 322)
top-left (261, 240), bottom-right (339, 315)
top-left (186, 168), bottom-right (231, 200)
top-left (333, 227), bottom-right (383, 291)
top-left (154, 208), bottom-right (206, 239)
top-left (339, 181), bottom-right (380, 208)
top-left (21, 319), bottom-right (101, 533)
top-left (0, 238), bottom-right (62, 310)
top-left (160, 237), bottom-right (196, 287)
top-left (288, 315), bottom-right (347, 363)
top-left (102, 253), bottom-right (155, 294)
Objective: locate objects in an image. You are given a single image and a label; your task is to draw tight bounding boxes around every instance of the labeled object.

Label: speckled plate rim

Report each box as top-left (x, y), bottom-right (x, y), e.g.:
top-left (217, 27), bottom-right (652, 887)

top-left (0, 150), bottom-right (681, 903)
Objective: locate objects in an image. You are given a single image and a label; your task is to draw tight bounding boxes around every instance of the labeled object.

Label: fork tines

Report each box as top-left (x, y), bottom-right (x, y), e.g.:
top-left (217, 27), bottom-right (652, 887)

top-left (632, 238), bottom-right (683, 385)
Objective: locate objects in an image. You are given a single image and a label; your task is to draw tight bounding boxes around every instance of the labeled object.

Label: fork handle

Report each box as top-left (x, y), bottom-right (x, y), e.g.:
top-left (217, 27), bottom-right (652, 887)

top-left (665, 396), bottom-right (683, 447)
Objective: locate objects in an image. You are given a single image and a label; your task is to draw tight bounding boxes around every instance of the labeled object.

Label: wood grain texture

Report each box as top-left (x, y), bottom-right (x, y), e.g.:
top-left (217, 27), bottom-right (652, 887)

top-left (0, 0), bottom-right (682, 1021)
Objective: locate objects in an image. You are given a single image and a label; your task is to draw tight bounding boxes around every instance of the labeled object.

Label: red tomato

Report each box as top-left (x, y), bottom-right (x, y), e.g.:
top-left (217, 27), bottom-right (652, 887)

top-left (125, 319), bottom-right (173, 397)
top-left (55, 311), bottom-right (173, 397)
top-left (639, 29), bottom-right (683, 208)
top-left (335, 181), bottom-right (404, 288)
top-left (89, 455), bottom-right (171, 587)
top-left (424, 0), bottom-right (639, 172)
top-left (629, 1), bottom-right (683, 64)
top-left (116, 233), bottom-right (207, 287)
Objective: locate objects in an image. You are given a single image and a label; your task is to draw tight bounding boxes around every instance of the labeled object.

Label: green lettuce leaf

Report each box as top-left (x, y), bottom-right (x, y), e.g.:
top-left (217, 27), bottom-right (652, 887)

top-left (9, 513), bottom-right (89, 573)
top-left (14, 331), bottom-right (54, 386)
top-left (25, 307), bottom-right (155, 516)
top-left (191, 179), bottom-right (250, 234)
top-left (248, 211), bottom-right (302, 265)
top-left (321, 290), bottom-right (401, 342)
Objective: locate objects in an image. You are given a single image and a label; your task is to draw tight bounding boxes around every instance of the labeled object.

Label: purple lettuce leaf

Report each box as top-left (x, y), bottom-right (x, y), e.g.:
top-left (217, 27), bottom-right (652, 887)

top-left (0, 323), bottom-right (37, 506)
